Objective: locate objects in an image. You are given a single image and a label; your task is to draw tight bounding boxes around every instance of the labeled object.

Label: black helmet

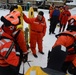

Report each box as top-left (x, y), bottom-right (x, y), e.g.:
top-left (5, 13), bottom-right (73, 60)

top-left (10, 5), bottom-right (18, 12)
top-left (38, 11), bottom-right (44, 16)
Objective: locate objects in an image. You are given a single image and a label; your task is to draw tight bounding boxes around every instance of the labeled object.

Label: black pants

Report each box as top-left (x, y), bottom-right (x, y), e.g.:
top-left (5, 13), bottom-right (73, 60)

top-left (49, 16), bottom-right (59, 34)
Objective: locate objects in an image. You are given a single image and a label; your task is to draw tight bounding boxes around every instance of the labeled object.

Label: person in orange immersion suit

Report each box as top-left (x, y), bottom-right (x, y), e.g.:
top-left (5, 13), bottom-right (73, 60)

top-left (23, 11), bottom-right (47, 58)
top-left (59, 5), bottom-right (71, 32)
top-left (48, 15), bottom-right (76, 75)
top-left (0, 10), bottom-right (28, 75)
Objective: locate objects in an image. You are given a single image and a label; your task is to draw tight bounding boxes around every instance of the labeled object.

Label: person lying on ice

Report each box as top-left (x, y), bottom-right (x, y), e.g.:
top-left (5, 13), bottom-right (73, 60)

top-left (25, 15), bottom-right (76, 75)
top-left (0, 10), bottom-right (28, 75)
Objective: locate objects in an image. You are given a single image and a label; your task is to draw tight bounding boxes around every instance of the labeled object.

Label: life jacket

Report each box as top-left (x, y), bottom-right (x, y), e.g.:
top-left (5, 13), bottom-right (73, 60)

top-left (9, 5), bottom-right (23, 30)
top-left (1, 10), bottom-right (21, 27)
top-left (0, 28), bottom-right (20, 67)
top-left (56, 32), bottom-right (76, 51)
top-left (56, 31), bottom-right (76, 61)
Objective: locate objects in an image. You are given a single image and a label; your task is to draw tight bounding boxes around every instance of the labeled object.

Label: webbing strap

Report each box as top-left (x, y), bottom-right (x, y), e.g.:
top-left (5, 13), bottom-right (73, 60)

top-left (0, 30), bottom-right (20, 59)
top-left (13, 30), bottom-right (20, 39)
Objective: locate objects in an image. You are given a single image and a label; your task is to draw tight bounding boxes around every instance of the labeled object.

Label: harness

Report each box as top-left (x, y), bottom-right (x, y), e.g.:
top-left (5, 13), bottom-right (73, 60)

top-left (55, 33), bottom-right (76, 55)
top-left (0, 29), bottom-right (20, 59)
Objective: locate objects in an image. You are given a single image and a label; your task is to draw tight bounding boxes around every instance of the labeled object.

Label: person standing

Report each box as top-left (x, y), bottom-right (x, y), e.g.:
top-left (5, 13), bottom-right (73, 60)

top-left (23, 11), bottom-right (47, 58)
top-left (48, 3), bottom-right (54, 21)
top-left (59, 5), bottom-right (71, 32)
top-left (0, 10), bottom-right (28, 75)
top-left (49, 6), bottom-right (60, 34)
top-left (49, 5), bottom-right (54, 34)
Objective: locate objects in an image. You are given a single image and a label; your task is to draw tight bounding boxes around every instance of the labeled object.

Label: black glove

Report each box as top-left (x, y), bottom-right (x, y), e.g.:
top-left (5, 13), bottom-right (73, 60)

top-left (23, 53), bottom-right (28, 63)
top-left (68, 63), bottom-right (76, 75)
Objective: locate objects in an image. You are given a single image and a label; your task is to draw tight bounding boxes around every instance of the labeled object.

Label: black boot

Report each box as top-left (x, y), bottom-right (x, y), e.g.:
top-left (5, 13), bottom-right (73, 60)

top-left (39, 51), bottom-right (44, 55)
top-left (49, 32), bottom-right (51, 35)
top-left (33, 54), bottom-right (38, 58)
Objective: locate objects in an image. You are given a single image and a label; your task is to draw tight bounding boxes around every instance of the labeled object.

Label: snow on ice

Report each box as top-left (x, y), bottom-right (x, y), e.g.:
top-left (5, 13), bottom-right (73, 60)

top-left (0, 6), bottom-right (76, 74)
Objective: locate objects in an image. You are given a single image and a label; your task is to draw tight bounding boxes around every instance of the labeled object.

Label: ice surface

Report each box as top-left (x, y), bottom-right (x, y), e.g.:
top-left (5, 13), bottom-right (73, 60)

top-left (0, 6), bottom-right (76, 74)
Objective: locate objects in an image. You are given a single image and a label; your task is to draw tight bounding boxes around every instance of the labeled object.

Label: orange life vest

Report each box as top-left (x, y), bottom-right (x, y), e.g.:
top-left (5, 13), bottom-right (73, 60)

top-left (54, 31), bottom-right (76, 62)
top-left (0, 28), bottom-right (20, 67)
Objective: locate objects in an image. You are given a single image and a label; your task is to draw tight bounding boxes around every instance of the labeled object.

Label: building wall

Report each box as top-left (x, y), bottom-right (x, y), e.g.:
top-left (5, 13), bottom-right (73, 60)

top-left (9, 0), bottom-right (17, 3)
top-left (0, 0), bottom-right (16, 3)
top-left (0, 0), bottom-right (6, 3)
top-left (0, 0), bottom-right (75, 3)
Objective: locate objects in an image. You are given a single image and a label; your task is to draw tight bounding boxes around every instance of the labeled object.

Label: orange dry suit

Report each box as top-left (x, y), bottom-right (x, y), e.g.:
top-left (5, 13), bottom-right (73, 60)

top-left (0, 27), bottom-right (19, 67)
top-left (0, 26), bottom-right (28, 75)
top-left (23, 14), bottom-right (46, 55)
top-left (49, 6), bottom-right (54, 19)
top-left (0, 10), bottom-right (27, 53)
top-left (59, 7), bottom-right (71, 26)
top-left (53, 31), bottom-right (76, 73)
top-left (0, 10), bottom-right (28, 75)
top-left (2, 25), bottom-right (27, 53)
top-left (53, 31), bottom-right (76, 62)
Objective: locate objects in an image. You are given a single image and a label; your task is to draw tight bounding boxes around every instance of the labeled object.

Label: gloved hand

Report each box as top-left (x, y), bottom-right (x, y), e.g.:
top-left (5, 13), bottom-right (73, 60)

top-left (67, 63), bottom-right (76, 75)
top-left (23, 52), bottom-right (28, 63)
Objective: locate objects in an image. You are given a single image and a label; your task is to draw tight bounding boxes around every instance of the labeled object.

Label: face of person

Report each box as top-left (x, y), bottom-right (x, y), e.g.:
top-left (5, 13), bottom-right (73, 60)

top-left (37, 14), bottom-right (43, 21)
top-left (55, 7), bottom-right (59, 10)
top-left (65, 7), bottom-right (68, 10)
